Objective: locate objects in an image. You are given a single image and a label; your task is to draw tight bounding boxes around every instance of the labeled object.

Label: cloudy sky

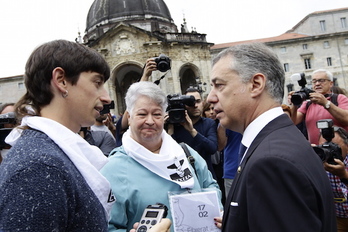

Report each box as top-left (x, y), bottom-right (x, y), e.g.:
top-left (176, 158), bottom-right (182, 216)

top-left (0, 0), bottom-right (347, 77)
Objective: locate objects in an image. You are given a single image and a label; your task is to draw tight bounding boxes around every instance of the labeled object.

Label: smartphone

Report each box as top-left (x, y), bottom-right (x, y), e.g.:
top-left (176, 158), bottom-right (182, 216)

top-left (136, 203), bottom-right (168, 232)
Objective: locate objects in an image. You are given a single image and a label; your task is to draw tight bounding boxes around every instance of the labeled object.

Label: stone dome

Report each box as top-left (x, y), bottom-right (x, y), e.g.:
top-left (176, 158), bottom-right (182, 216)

top-left (86, 0), bottom-right (175, 32)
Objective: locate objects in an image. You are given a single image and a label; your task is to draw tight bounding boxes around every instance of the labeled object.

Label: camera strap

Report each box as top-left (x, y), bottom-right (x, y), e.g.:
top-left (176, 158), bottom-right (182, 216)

top-left (306, 93), bottom-right (338, 110)
top-left (180, 142), bottom-right (198, 178)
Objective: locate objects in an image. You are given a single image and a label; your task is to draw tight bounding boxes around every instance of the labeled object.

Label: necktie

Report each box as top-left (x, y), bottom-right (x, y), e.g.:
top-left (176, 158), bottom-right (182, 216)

top-left (238, 143), bottom-right (247, 164)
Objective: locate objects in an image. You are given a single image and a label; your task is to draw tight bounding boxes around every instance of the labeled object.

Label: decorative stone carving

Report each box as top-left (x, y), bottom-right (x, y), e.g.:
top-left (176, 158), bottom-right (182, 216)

top-left (114, 33), bottom-right (136, 55)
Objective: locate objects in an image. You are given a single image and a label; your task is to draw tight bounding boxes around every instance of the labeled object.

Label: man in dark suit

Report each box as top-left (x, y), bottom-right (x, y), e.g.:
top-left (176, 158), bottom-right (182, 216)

top-left (207, 42), bottom-right (336, 231)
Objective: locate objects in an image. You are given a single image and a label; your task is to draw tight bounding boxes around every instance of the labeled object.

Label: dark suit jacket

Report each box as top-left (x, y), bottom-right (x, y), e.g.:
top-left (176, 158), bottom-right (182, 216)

top-left (222, 114), bottom-right (336, 232)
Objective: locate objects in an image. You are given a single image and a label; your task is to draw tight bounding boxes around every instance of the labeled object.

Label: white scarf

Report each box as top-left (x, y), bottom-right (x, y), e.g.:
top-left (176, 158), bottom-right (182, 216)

top-left (122, 129), bottom-right (194, 189)
top-left (5, 116), bottom-right (115, 220)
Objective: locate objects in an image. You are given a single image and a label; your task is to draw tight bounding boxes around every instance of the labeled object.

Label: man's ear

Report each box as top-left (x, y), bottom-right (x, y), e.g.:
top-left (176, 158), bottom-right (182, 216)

top-left (51, 67), bottom-right (67, 93)
top-left (250, 73), bottom-right (266, 98)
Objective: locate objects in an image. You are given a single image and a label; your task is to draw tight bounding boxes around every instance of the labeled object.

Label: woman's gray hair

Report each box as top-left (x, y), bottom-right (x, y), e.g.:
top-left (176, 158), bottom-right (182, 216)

top-left (125, 81), bottom-right (168, 115)
top-left (213, 42), bottom-right (285, 104)
top-left (312, 69), bottom-right (333, 81)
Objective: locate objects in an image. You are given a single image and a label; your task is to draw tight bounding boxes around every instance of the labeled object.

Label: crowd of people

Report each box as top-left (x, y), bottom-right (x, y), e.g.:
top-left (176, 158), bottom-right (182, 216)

top-left (1, 39), bottom-right (348, 232)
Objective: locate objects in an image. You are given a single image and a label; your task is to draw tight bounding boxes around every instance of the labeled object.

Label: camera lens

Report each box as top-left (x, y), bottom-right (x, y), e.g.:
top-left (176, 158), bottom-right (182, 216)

top-left (291, 92), bottom-right (306, 106)
top-left (168, 109), bottom-right (185, 124)
top-left (155, 55), bottom-right (171, 72)
top-left (313, 146), bottom-right (330, 162)
top-left (157, 61), bottom-right (170, 72)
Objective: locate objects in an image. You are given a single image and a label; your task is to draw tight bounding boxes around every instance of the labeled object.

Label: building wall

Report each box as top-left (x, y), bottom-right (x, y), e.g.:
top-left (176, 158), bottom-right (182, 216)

top-left (210, 8), bottom-right (348, 103)
top-left (270, 34), bottom-right (348, 102)
top-left (0, 75), bottom-right (25, 105)
top-left (91, 23), bottom-right (212, 115)
top-left (1, 8), bottom-right (347, 109)
top-left (292, 9), bottom-right (348, 35)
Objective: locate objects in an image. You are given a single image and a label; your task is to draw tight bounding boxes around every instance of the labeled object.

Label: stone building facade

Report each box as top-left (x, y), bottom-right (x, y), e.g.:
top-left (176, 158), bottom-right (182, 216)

top-left (0, 75), bottom-right (25, 105)
top-left (84, 0), bottom-right (213, 115)
top-left (1, 4), bottom-right (347, 112)
top-left (211, 7), bottom-right (348, 98)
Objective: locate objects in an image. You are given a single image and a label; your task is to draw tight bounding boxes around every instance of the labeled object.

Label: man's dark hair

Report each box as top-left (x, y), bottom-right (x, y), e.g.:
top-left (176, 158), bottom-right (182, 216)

top-left (185, 87), bottom-right (201, 98)
top-left (16, 40), bottom-right (110, 116)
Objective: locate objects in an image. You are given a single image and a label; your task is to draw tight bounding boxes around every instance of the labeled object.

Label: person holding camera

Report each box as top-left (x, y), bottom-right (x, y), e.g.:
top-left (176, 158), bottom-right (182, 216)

top-left (0, 103), bottom-right (16, 163)
top-left (92, 113), bottom-right (117, 140)
top-left (290, 69), bottom-right (348, 145)
top-left (166, 88), bottom-right (218, 179)
top-left (318, 126), bottom-right (348, 231)
top-left (208, 43), bottom-right (336, 231)
top-left (79, 126), bottom-right (116, 157)
top-left (0, 103), bottom-right (16, 129)
top-left (101, 81), bottom-right (221, 232)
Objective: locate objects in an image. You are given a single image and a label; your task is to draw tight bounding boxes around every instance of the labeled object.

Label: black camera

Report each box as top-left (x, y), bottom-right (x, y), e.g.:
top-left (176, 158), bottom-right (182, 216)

top-left (0, 112), bottom-right (16, 127)
top-left (0, 128), bottom-right (12, 149)
top-left (166, 94), bottom-right (195, 124)
top-left (155, 54), bottom-right (171, 72)
top-left (313, 119), bottom-right (343, 164)
top-left (290, 73), bottom-right (315, 106)
top-left (100, 100), bottom-right (115, 115)
top-left (0, 112), bottom-right (16, 149)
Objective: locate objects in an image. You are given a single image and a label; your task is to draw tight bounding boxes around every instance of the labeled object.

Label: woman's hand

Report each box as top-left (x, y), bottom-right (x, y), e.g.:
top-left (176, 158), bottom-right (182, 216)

top-left (214, 217), bottom-right (222, 229)
top-left (130, 218), bottom-right (171, 232)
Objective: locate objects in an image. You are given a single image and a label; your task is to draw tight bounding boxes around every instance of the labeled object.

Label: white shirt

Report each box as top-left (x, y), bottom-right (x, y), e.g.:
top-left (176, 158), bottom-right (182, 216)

top-left (240, 107), bottom-right (284, 163)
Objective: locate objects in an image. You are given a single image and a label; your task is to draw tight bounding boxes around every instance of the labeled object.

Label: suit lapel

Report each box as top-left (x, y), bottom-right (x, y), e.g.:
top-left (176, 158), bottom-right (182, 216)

top-left (222, 114), bottom-right (292, 229)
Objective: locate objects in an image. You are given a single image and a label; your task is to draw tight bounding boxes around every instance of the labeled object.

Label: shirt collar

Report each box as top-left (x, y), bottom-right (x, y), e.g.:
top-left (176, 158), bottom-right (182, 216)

top-left (242, 107), bottom-right (284, 149)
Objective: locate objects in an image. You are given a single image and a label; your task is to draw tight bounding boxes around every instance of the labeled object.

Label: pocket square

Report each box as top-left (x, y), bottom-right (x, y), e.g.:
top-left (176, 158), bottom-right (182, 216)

top-left (230, 202), bottom-right (238, 206)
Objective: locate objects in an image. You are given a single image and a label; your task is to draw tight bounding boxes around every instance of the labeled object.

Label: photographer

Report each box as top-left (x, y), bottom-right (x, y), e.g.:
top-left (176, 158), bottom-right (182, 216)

top-left (290, 69), bottom-right (348, 145)
top-left (166, 88), bottom-right (218, 178)
top-left (318, 126), bottom-right (348, 231)
top-left (79, 127), bottom-right (116, 157)
top-left (92, 113), bottom-right (116, 140)
top-left (0, 103), bottom-right (16, 163)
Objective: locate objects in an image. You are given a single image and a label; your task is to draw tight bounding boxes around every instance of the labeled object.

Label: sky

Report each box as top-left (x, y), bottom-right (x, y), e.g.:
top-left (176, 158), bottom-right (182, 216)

top-left (0, 0), bottom-right (347, 78)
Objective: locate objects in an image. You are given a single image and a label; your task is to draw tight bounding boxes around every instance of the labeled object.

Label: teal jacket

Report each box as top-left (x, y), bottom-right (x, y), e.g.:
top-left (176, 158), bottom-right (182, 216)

top-left (101, 145), bottom-right (222, 232)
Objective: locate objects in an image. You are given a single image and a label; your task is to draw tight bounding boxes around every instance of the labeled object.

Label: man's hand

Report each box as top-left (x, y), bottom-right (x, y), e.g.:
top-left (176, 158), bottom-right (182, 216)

top-left (140, 58), bottom-right (157, 81)
top-left (101, 113), bottom-right (116, 137)
top-left (287, 91), bottom-right (295, 106)
top-left (130, 218), bottom-right (171, 232)
top-left (324, 159), bottom-right (348, 179)
top-left (309, 92), bottom-right (328, 107)
top-left (180, 111), bottom-right (197, 137)
top-left (164, 114), bottom-right (174, 135)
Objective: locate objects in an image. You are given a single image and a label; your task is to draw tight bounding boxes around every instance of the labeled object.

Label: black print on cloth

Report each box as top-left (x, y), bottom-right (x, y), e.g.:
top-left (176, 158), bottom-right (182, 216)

top-left (167, 159), bottom-right (193, 182)
top-left (108, 190), bottom-right (116, 203)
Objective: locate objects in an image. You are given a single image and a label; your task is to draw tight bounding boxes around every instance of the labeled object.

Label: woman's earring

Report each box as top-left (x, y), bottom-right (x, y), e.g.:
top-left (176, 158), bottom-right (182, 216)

top-left (62, 90), bottom-right (69, 98)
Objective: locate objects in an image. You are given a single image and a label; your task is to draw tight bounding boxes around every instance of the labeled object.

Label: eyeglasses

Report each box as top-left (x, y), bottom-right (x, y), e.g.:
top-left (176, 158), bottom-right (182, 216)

top-left (311, 79), bottom-right (330, 84)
